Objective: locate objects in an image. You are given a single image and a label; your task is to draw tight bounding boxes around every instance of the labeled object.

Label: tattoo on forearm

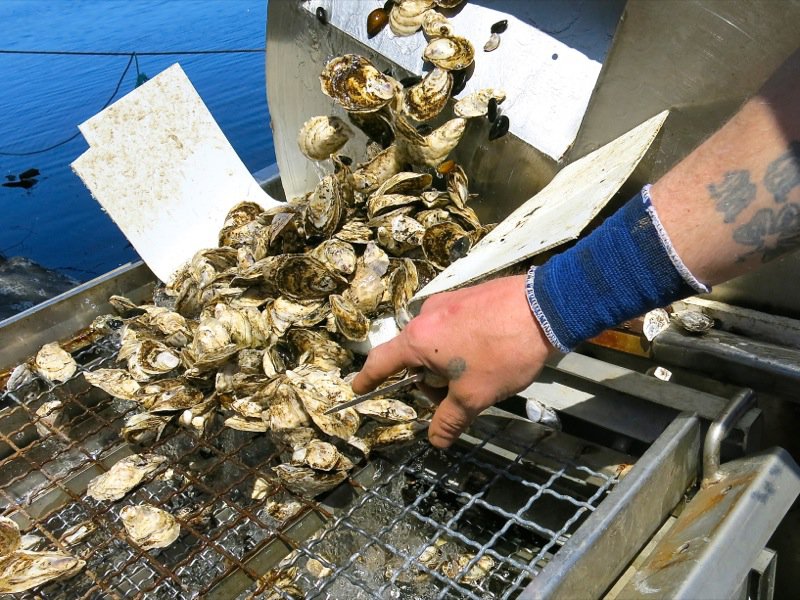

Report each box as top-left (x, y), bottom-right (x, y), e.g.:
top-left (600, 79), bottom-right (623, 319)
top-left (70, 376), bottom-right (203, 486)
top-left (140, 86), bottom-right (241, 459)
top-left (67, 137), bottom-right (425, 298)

top-left (446, 357), bottom-right (467, 380)
top-left (764, 141), bottom-right (800, 203)
top-left (708, 170), bottom-right (756, 223)
top-left (714, 141), bottom-right (800, 263)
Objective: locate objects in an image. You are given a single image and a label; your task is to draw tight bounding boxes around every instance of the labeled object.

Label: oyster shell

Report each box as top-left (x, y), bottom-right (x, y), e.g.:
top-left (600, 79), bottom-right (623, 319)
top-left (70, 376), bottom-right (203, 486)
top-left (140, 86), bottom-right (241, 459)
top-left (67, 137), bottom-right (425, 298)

top-left (350, 144), bottom-right (404, 194)
top-left (346, 241), bottom-right (390, 314)
top-left (306, 175), bottom-right (345, 239)
top-left (273, 464), bottom-right (348, 498)
top-left (0, 550), bottom-right (85, 593)
top-left (402, 67), bottom-right (452, 122)
top-left (348, 421), bottom-right (427, 456)
top-left (120, 504), bottom-right (180, 550)
top-left (421, 9), bottom-right (453, 37)
top-left (218, 202), bottom-right (263, 247)
top-left (59, 522), bottom-right (97, 547)
top-left (86, 453), bottom-right (167, 501)
top-left (268, 296), bottom-right (328, 337)
top-left (441, 553), bottom-right (495, 585)
top-left (224, 415), bottom-right (269, 432)
top-left (84, 369), bottom-right (142, 401)
top-left (120, 413), bottom-right (172, 445)
top-left (391, 258), bottom-right (419, 328)
top-left (672, 310), bottom-right (714, 333)
top-left (335, 219), bottom-right (373, 244)
top-left (398, 116), bottom-right (468, 167)
top-left (287, 368), bottom-right (360, 440)
top-left (264, 384), bottom-right (312, 431)
top-left (0, 517), bottom-right (20, 557)
top-left (298, 115), bottom-right (353, 161)
top-left (367, 193), bottom-right (419, 220)
top-left (275, 255), bottom-right (348, 301)
top-left (34, 400), bottom-right (64, 438)
top-left (423, 35), bottom-right (475, 71)
top-left (320, 55), bottom-right (396, 113)
top-left (127, 339), bottom-right (181, 381)
top-left (291, 439), bottom-right (353, 472)
top-left (389, 0), bottom-right (433, 36)
top-left (372, 171), bottom-right (433, 198)
top-left (34, 342), bottom-right (76, 383)
top-left (144, 383), bottom-right (204, 414)
top-left (354, 398), bottom-right (418, 423)
top-left (454, 88), bottom-right (506, 118)
top-left (422, 221), bottom-right (472, 268)
top-left (310, 239), bottom-right (357, 276)
top-left (287, 329), bottom-right (353, 372)
top-left (5, 363), bottom-right (35, 393)
top-left (330, 294), bottom-right (370, 342)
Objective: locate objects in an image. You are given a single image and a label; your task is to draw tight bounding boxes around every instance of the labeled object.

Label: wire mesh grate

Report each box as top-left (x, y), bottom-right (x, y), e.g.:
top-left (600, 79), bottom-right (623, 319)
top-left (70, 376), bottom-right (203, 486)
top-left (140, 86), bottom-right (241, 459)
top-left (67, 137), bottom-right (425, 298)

top-left (0, 335), bottom-right (627, 599)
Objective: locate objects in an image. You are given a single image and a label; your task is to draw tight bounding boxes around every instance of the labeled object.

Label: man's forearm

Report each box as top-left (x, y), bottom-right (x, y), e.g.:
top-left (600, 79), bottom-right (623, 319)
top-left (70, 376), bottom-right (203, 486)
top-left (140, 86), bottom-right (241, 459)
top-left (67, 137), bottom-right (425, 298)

top-left (652, 48), bottom-right (800, 285)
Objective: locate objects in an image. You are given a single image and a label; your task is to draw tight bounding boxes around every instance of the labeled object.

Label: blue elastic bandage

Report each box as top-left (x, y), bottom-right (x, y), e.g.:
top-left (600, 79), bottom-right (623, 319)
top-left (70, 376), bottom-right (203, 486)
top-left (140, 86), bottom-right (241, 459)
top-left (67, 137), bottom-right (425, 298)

top-left (526, 185), bottom-right (710, 352)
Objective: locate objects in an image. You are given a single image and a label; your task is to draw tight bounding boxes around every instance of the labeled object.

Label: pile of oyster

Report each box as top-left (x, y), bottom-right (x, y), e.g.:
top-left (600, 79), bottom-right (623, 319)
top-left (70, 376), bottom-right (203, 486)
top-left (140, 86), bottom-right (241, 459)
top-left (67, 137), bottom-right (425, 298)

top-left (75, 1), bottom-right (505, 508)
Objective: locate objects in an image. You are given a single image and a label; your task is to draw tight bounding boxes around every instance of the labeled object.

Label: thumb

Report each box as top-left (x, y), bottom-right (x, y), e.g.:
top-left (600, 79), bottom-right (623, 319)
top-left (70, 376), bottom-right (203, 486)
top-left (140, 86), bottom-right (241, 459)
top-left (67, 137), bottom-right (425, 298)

top-left (428, 393), bottom-right (476, 449)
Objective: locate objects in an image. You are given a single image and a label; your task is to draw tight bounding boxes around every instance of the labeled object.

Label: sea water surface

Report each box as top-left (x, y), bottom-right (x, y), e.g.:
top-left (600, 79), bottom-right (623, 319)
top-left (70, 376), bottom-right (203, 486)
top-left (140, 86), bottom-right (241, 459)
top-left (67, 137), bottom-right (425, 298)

top-left (0, 0), bottom-right (274, 316)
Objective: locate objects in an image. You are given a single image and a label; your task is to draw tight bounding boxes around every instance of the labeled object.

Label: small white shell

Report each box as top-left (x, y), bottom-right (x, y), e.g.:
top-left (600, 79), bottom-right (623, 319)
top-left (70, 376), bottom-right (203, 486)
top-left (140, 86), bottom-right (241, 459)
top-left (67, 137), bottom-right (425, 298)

top-left (483, 32), bottom-right (501, 52)
top-left (297, 116), bottom-right (353, 161)
top-left (643, 308), bottom-right (670, 341)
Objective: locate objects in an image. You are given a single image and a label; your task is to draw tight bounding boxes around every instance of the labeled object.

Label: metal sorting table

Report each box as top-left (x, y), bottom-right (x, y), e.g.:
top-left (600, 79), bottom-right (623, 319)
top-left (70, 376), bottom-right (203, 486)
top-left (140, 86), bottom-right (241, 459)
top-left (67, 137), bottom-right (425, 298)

top-left (0, 317), bottom-right (701, 600)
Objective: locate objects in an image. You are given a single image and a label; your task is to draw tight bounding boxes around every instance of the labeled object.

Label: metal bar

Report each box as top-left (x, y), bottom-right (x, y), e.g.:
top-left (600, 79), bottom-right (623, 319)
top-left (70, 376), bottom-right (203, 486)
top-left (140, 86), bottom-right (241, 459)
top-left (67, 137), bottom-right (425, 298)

top-left (702, 388), bottom-right (755, 486)
top-left (617, 448), bottom-right (800, 599)
top-left (519, 412), bottom-right (701, 599)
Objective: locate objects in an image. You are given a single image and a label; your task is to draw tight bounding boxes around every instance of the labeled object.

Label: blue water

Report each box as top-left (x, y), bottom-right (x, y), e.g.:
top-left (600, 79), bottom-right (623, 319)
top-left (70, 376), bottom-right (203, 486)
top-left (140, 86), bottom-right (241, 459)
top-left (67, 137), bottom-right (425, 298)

top-left (0, 0), bottom-right (274, 284)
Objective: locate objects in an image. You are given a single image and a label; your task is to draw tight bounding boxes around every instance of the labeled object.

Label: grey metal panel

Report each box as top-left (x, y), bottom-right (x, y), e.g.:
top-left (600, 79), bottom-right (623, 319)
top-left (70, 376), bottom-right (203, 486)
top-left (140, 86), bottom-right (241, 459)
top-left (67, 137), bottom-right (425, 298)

top-left (520, 413), bottom-right (701, 599)
top-left (0, 261), bottom-right (155, 372)
top-left (618, 448), bottom-right (800, 599)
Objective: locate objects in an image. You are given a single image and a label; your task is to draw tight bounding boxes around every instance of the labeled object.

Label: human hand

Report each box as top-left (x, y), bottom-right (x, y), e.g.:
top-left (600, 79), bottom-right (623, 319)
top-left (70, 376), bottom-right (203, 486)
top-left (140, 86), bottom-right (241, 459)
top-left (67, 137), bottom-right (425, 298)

top-left (351, 274), bottom-right (557, 448)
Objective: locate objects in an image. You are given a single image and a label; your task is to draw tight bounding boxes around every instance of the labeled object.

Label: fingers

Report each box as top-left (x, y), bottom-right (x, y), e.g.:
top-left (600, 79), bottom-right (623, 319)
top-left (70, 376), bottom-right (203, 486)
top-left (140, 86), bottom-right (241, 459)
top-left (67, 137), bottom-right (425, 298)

top-left (351, 336), bottom-right (420, 395)
top-left (428, 392), bottom-right (478, 449)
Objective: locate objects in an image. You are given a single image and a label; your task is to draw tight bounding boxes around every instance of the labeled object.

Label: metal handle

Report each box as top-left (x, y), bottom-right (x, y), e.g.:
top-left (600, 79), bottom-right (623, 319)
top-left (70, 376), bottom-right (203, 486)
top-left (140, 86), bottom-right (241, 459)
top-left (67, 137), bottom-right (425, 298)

top-left (702, 388), bottom-right (755, 486)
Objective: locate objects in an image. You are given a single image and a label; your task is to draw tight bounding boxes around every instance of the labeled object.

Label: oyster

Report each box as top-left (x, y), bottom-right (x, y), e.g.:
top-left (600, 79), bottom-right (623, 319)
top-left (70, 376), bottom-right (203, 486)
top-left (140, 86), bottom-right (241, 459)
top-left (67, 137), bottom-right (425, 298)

top-left (441, 553), bottom-right (495, 585)
top-left (59, 522), bottom-right (97, 547)
top-left (286, 368), bottom-right (360, 440)
top-left (398, 116), bottom-right (468, 167)
top-left (0, 550), bottom-right (85, 593)
top-left (335, 219), bottom-right (373, 244)
top-left (346, 241), bottom-right (390, 314)
top-left (5, 363), bottom-right (35, 392)
top-left (306, 557), bottom-right (334, 579)
top-left (34, 400), bottom-right (64, 438)
top-left (320, 55), bottom-right (396, 113)
top-left (421, 9), bottom-right (453, 37)
top-left (83, 369), bottom-right (142, 400)
top-left (306, 175), bottom-right (345, 239)
top-left (120, 504), bottom-right (180, 551)
top-left (252, 476), bottom-right (277, 500)
top-left (354, 399), bottom-right (418, 423)
top-left (265, 498), bottom-right (304, 522)
top-left (275, 255), bottom-right (348, 301)
top-left (291, 439), bottom-right (354, 472)
top-left (310, 239), bottom-right (357, 276)
top-left (298, 115), bottom-right (353, 161)
top-left (422, 221), bottom-right (472, 268)
top-left (0, 517), bottom-right (19, 557)
top-left (348, 421), bottom-right (427, 456)
top-left (144, 383), bottom-right (204, 414)
top-left (423, 35), bottom-right (475, 71)
top-left (264, 384), bottom-right (312, 431)
top-left (273, 464), bottom-right (348, 498)
top-left (389, 0), bottom-right (433, 36)
top-left (454, 88), bottom-right (506, 118)
top-left (373, 171), bottom-right (433, 198)
top-left (330, 294), bottom-right (370, 342)
top-left (120, 413), bottom-right (172, 445)
top-left (350, 144), bottom-right (404, 194)
top-left (402, 67), bottom-right (452, 122)
top-left (672, 310), bottom-right (714, 333)
top-left (288, 329), bottom-right (353, 372)
top-left (86, 454), bottom-right (167, 501)
top-left (268, 296), bottom-right (328, 337)
top-left (126, 339), bottom-right (181, 381)
top-left (367, 193), bottom-right (419, 220)
top-left (224, 415), bottom-right (269, 432)
top-left (34, 342), bottom-right (76, 383)
top-left (391, 258), bottom-right (419, 328)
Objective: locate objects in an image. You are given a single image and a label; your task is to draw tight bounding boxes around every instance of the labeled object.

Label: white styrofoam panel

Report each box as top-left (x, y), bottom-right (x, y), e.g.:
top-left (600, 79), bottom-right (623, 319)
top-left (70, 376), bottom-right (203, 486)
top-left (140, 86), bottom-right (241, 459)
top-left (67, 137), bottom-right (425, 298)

top-left (72, 64), bottom-right (281, 284)
top-left (304, 0), bottom-right (621, 160)
top-left (414, 110), bottom-right (669, 301)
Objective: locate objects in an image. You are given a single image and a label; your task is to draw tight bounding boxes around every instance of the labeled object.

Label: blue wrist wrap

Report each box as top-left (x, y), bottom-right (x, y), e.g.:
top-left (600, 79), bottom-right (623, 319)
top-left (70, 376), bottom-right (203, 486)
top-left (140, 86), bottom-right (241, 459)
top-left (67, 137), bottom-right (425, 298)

top-left (526, 185), bottom-right (710, 352)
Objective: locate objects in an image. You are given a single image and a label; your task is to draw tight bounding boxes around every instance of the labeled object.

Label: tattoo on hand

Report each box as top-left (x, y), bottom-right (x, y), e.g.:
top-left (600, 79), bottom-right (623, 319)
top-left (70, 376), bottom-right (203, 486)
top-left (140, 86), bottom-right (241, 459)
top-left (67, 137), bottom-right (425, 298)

top-left (733, 203), bottom-right (800, 262)
top-left (764, 141), bottom-right (800, 204)
top-left (446, 357), bottom-right (467, 380)
top-left (708, 170), bottom-right (756, 223)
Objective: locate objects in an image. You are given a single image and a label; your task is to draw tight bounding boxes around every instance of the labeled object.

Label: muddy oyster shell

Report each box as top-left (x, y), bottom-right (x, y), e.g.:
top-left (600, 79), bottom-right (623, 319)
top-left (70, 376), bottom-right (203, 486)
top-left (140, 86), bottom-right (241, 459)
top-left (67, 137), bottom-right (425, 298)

top-left (287, 368), bottom-right (361, 440)
top-left (422, 221), bottom-right (472, 268)
top-left (454, 88), bottom-right (506, 118)
top-left (320, 55), bottom-right (396, 113)
top-left (120, 504), bottom-right (180, 550)
top-left (120, 413), bottom-right (172, 445)
top-left (34, 400), bottom-right (64, 438)
top-left (0, 550), bottom-right (85, 593)
top-left (275, 255), bottom-right (348, 301)
top-left (672, 310), bottom-right (714, 333)
top-left (348, 421), bottom-right (427, 456)
top-left (402, 68), bottom-right (452, 122)
top-left (389, 0), bottom-right (433, 36)
top-left (354, 399), bottom-right (418, 423)
top-left (298, 115), bottom-right (353, 161)
top-left (86, 454), bottom-right (167, 501)
top-left (34, 342), bottom-right (76, 383)
top-left (441, 554), bottom-right (495, 585)
top-left (423, 35), bottom-right (475, 71)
